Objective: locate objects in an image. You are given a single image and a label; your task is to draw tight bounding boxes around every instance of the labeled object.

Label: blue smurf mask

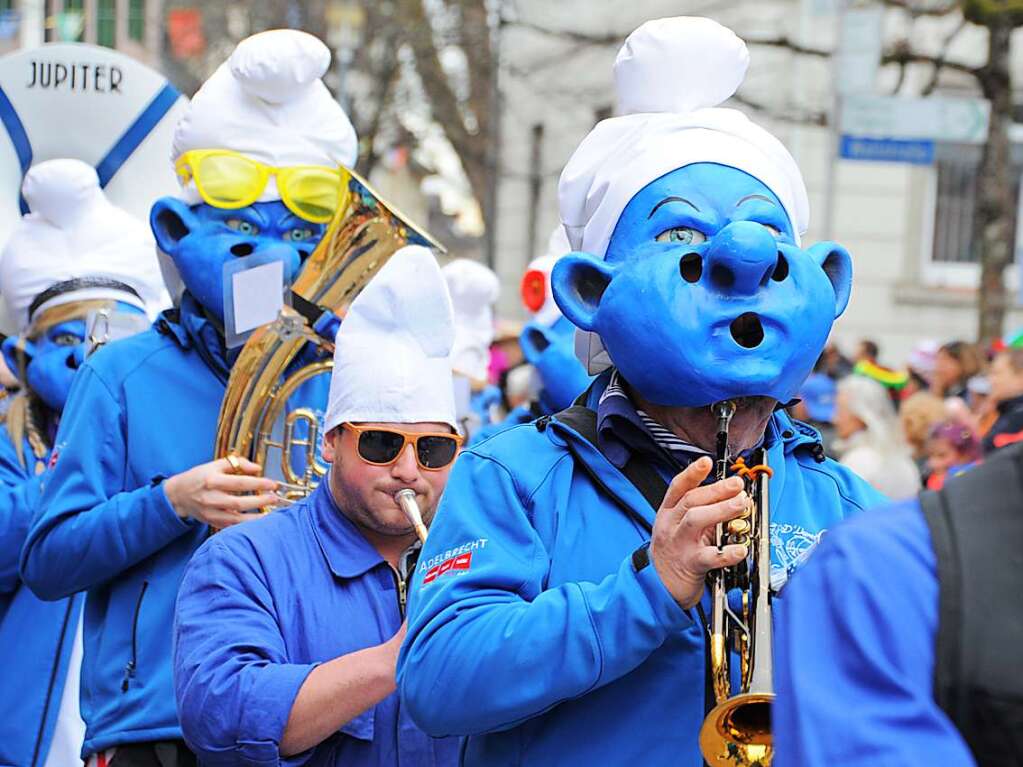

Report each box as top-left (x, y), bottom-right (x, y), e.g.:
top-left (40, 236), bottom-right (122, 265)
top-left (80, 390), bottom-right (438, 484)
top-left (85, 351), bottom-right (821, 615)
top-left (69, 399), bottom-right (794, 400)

top-left (520, 316), bottom-right (593, 413)
top-left (552, 163), bottom-right (851, 407)
top-left (149, 198), bottom-right (326, 325)
top-left (2, 300), bottom-right (146, 413)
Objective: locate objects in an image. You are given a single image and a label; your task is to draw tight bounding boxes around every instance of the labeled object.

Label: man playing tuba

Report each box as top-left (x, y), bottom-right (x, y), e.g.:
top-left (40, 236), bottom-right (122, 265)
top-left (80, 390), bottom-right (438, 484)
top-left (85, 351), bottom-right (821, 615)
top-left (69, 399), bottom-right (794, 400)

top-left (398, 17), bottom-right (884, 766)
top-left (21, 30), bottom-right (358, 767)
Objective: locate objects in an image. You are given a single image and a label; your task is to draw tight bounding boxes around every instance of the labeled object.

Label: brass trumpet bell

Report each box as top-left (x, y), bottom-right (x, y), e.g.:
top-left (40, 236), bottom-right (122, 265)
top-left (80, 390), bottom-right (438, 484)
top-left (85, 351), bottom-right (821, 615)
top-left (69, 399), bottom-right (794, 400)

top-left (699, 692), bottom-right (773, 767)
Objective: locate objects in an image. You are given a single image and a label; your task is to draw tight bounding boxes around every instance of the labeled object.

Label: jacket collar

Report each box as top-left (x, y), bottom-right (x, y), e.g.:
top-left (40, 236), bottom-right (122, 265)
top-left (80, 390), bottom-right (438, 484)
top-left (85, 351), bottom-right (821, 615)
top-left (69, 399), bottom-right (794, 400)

top-left (156, 292), bottom-right (238, 383)
top-left (997, 392), bottom-right (1023, 415)
top-left (308, 479), bottom-right (385, 579)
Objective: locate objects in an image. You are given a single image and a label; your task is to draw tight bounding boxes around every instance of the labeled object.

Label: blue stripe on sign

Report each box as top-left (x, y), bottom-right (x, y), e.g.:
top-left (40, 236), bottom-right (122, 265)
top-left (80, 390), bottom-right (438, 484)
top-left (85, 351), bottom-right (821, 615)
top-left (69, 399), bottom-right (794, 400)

top-left (0, 84), bottom-right (34, 214)
top-left (96, 82), bottom-right (180, 188)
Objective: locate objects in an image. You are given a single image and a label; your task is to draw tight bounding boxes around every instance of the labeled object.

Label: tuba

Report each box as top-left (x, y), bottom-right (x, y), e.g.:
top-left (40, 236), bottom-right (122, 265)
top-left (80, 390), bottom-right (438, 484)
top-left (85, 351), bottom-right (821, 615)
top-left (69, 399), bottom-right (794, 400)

top-left (214, 168), bottom-right (442, 509)
top-left (699, 400), bottom-right (775, 767)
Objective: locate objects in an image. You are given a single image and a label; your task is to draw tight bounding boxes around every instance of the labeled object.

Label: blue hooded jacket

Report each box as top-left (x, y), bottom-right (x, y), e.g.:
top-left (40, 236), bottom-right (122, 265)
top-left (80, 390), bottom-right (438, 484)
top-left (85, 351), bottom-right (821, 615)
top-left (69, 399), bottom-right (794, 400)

top-left (0, 425), bottom-right (84, 767)
top-left (397, 378), bottom-right (885, 766)
top-left (20, 296), bottom-right (258, 757)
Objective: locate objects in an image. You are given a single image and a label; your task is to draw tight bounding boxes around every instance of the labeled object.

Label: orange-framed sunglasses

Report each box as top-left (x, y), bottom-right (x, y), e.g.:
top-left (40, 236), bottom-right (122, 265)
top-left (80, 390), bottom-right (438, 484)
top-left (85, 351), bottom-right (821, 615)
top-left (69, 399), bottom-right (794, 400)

top-left (342, 423), bottom-right (464, 471)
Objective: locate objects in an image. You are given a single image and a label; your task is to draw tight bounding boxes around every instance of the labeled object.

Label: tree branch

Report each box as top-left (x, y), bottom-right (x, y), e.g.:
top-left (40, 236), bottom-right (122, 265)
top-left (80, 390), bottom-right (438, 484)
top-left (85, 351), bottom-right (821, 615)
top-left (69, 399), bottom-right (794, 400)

top-left (880, 0), bottom-right (961, 16)
top-left (922, 15), bottom-right (970, 94)
top-left (880, 39), bottom-right (981, 80)
top-left (743, 35), bottom-right (829, 58)
top-left (503, 18), bottom-right (622, 46)
top-left (730, 92), bottom-right (829, 127)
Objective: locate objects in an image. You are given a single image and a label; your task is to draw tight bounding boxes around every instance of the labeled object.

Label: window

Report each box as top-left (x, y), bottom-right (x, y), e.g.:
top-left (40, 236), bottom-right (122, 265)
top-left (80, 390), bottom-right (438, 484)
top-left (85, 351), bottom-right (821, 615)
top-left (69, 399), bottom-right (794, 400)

top-left (60, 0), bottom-right (85, 42)
top-left (128, 0), bottom-right (144, 42)
top-left (96, 0), bottom-right (116, 48)
top-left (930, 143), bottom-right (1021, 266)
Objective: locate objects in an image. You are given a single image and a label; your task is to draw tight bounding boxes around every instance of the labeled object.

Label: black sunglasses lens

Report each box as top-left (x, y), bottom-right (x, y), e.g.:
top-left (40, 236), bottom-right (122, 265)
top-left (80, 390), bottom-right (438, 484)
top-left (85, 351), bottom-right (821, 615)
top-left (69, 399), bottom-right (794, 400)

top-left (358, 430), bottom-right (405, 464)
top-left (417, 435), bottom-right (459, 469)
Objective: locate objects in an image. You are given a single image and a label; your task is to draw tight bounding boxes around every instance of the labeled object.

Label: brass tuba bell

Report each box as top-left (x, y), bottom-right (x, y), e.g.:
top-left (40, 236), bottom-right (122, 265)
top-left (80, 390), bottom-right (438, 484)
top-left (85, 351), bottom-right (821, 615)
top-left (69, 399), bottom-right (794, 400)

top-left (214, 168), bottom-right (443, 511)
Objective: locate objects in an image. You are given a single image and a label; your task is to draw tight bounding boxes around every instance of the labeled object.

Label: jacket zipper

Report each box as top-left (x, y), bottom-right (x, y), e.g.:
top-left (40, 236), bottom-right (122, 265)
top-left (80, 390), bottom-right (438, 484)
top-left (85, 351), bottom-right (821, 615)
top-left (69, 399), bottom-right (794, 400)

top-left (122, 580), bottom-right (149, 692)
top-left (30, 597), bottom-right (75, 767)
top-left (390, 567), bottom-right (408, 618)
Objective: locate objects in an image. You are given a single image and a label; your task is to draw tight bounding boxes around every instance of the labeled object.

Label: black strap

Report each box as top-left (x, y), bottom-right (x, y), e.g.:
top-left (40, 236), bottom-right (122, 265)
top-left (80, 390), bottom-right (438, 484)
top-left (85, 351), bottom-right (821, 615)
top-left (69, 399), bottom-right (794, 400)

top-left (549, 405), bottom-right (669, 530)
top-left (28, 276), bottom-right (141, 320)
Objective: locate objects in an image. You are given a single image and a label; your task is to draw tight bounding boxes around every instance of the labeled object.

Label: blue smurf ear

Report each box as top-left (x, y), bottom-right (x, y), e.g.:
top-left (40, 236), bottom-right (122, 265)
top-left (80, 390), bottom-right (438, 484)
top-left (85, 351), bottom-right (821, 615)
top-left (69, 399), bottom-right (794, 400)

top-left (2, 335), bottom-right (32, 383)
top-left (806, 242), bottom-right (852, 318)
top-left (551, 253), bottom-right (615, 333)
top-left (149, 196), bottom-right (201, 254)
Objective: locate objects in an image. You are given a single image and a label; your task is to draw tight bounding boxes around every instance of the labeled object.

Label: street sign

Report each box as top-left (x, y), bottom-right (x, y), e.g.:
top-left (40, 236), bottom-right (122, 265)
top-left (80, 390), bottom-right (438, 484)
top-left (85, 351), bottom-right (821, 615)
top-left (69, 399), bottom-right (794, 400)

top-left (841, 94), bottom-right (990, 144)
top-left (836, 7), bottom-right (884, 95)
top-left (840, 135), bottom-right (935, 164)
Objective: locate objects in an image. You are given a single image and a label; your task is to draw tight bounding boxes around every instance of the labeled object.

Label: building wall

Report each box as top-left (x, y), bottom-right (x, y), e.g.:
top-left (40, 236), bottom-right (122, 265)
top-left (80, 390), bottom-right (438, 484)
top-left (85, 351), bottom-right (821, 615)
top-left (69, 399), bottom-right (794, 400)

top-left (494, 0), bottom-right (1023, 366)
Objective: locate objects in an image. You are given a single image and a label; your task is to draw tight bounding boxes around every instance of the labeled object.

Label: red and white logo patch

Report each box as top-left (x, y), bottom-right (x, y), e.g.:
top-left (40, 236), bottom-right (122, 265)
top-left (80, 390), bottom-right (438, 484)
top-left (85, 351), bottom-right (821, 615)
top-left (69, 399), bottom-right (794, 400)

top-left (423, 551), bottom-right (473, 584)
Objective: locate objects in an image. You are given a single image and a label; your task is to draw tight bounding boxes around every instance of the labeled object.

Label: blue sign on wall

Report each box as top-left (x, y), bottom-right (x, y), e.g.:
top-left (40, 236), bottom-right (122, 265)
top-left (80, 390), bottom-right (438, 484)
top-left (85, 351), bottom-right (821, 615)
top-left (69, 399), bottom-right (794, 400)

top-left (839, 135), bottom-right (934, 165)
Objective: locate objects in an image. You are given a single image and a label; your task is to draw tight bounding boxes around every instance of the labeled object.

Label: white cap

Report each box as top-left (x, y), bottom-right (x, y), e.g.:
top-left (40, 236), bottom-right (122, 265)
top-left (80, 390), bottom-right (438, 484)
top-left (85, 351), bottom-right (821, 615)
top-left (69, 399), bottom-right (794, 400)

top-left (558, 17), bottom-right (809, 259)
top-left (172, 29), bottom-right (358, 204)
top-left (441, 258), bottom-right (499, 382)
top-left (324, 246), bottom-right (457, 432)
top-left (523, 225), bottom-right (571, 327)
top-left (0, 159), bottom-right (171, 332)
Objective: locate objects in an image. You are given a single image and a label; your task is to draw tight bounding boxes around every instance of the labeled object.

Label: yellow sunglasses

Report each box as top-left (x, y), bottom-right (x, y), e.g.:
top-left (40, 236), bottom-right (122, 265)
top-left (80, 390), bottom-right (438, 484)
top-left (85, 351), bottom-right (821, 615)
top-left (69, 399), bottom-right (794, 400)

top-left (174, 149), bottom-right (349, 224)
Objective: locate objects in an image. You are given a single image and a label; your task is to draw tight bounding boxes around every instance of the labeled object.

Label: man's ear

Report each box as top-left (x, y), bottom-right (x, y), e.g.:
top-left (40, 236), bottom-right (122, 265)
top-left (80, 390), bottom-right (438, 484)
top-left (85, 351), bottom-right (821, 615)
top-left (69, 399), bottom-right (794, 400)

top-left (2, 335), bottom-right (30, 385)
top-left (551, 253), bottom-right (615, 332)
top-left (150, 196), bottom-right (201, 254)
top-left (321, 426), bottom-right (340, 464)
top-left (806, 242), bottom-right (852, 318)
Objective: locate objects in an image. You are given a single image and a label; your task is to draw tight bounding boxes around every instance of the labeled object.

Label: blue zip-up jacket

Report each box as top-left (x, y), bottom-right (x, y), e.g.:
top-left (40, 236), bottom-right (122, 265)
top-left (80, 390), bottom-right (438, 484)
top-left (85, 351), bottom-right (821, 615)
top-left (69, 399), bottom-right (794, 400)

top-left (397, 380), bottom-right (886, 766)
top-left (0, 426), bottom-right (84, 767)
top-left (174, 481), bottom-right (460, 767)
top-left (20, 297), bottom-right (243, 758)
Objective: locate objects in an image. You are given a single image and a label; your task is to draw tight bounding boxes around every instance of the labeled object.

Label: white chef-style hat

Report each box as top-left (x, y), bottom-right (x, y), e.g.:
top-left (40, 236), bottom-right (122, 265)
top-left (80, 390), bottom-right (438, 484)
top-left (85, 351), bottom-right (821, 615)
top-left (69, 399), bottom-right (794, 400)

top-left (172, 29), bottom-right (358, 205)
top-left (523, 225), bottom-right (571, 328)
top-left (558, 16), bottom-right (809, 260)
top-left (557, 16), bottom-right (810, 374)
top-left (324, 246), bottom-right (457, 433)
top-left (0, 159), bottom-right (171, 333)
top-left (441, 258), bottom-right (500, 382)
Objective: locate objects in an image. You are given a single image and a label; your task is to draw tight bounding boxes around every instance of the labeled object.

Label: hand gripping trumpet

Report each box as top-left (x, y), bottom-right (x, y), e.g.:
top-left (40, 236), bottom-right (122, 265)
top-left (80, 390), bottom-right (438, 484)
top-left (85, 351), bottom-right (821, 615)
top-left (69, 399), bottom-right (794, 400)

top-left (394, 489), bottom-right (428, 543)
top-left (699, 400), bottom-right (775, 767)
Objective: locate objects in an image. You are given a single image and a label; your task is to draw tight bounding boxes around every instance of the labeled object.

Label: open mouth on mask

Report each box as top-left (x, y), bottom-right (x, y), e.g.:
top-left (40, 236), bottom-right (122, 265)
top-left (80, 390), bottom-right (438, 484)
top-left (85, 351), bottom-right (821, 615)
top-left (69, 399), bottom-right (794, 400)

top-left (730, 312), bottom-right (765, 349)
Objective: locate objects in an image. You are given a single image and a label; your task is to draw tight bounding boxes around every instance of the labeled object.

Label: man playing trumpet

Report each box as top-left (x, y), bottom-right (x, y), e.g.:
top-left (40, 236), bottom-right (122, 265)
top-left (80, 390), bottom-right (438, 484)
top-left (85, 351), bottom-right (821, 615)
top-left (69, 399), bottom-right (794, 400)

top-left (173, 246), bottom-right (461, 766)
top-left (398, 17), bottom-right (884, 766)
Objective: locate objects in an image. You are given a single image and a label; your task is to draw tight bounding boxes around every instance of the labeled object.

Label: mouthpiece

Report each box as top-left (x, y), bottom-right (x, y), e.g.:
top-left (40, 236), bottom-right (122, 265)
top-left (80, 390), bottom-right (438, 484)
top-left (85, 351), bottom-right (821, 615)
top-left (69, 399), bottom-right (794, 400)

top-left (395, 488), bottom-right (429, 543)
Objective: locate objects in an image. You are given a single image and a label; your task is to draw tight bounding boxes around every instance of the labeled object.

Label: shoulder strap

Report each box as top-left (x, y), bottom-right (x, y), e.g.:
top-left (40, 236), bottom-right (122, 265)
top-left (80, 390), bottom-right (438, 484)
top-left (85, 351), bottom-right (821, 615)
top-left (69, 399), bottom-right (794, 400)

top-left (544, 405), bottom-right (669, 532)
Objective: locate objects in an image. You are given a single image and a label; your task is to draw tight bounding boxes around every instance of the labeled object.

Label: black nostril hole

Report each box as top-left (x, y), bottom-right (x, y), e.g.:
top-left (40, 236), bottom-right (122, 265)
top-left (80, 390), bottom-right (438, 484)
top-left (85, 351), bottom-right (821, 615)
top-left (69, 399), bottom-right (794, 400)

top-left (771, 252), bottom-right (789, 282)
top-left (525, 328), bottom-right (550, 353)
top-left (66, 353), bottom-right (79, 370)
top-left (710, 263), bottom-right (735, 289)
top-left (298, 248), bottom-right (311, 261)
top-left (231, 242), bottom-right (255, 257)
top-left (679, 252), bottom-right (703, 283)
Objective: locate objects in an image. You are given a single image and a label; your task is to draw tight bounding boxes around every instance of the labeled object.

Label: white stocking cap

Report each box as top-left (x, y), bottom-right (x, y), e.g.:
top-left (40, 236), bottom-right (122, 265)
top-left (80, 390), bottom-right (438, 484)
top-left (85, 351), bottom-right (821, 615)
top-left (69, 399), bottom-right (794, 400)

top-left (442, 258), bottom-right (500, 382)
top-left (557, 17), bottom-right (810, 373)
top-left (172, 29), bottom-right (358, 204)
top-left (0, 158), bottom-right (170, 332)
top-left (324, 246), bottom-right (456, 432)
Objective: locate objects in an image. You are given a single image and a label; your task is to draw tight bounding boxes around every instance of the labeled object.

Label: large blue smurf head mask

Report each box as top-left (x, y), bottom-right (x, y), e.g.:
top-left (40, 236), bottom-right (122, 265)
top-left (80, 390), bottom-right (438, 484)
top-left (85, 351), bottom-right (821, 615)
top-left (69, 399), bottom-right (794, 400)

top-left (150, 199), bottom-right (324, 324)
top-left (520, 316), bottom-right (594, 413)
top-left (551, 16), bottom-right (852, 408)
top-left (552, 163), bottom-right (850, 407)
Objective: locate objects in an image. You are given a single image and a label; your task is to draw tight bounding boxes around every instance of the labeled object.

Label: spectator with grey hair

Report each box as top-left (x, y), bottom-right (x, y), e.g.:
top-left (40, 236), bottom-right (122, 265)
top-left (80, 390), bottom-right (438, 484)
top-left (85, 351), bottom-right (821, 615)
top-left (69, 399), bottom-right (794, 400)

top-left (983, 346), bottom-right (1023, 454)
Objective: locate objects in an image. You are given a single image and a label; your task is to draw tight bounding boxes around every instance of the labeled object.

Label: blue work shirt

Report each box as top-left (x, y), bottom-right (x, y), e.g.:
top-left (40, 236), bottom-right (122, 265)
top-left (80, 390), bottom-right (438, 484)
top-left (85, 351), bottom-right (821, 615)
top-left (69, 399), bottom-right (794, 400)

top-left (174, 481), bottom-right (460, 767)
top-left (774, 498), bottom-right (975, 766)
top-left (0, 424), bottom-right (84, 767)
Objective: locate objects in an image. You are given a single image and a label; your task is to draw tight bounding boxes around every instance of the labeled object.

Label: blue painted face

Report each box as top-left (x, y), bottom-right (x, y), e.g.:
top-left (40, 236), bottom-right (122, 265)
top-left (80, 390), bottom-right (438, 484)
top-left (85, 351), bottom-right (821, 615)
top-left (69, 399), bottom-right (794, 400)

top-left (2, 301), bottom-right (145, 413)
top-left (149, 199), bottom-right (326, 324)
top-left (520, 316), bottom-right (593, 413)
top-left (552, 163), bottom-right (851, 407)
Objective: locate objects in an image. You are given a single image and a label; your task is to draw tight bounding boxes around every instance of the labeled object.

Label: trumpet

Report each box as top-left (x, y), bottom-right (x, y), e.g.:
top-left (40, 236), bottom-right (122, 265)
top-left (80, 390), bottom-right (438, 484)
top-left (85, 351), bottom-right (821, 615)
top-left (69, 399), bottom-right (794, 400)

top-left (699, 400), bottom-right (775, 767)
top-left (394, 489), bottom-right (428, 543)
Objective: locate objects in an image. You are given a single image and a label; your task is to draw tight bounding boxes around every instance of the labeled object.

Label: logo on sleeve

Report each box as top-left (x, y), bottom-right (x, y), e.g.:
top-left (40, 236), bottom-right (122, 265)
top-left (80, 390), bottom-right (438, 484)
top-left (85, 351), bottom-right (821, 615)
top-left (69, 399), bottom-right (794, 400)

top-left (419, 538), bottom-right (487, 586)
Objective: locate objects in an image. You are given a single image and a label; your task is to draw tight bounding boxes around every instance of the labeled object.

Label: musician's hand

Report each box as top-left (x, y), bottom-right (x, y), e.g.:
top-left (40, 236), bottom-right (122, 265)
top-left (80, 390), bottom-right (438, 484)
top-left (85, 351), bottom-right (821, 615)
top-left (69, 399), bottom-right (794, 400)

top-left (164, 456), bottom-right (280, 528)
top-left (649, 456), bottom-right (749, 610)
top-left (381, 621), bottom-right (408, 667)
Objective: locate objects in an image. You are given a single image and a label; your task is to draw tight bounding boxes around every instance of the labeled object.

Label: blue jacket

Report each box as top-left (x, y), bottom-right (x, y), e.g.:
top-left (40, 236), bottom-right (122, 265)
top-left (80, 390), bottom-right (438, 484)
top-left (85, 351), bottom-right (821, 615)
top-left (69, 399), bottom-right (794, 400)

top-left (20, 299), bottom-right (234, 757)
top-left (774, 498), bottom-right (975, 766)
top-left (397, 382), bottom-right (885, 766)
top-left (174, 481), bottom-right (460, 767)
top-left (0, 425), bottom-right (84, 767)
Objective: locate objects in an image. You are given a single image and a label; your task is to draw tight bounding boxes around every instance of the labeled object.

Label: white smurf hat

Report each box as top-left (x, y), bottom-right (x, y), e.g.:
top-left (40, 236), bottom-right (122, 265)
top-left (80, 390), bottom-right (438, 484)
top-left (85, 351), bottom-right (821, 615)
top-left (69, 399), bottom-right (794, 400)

top-left (172, 29), bottom-right (358, 204)
top-left (558, 16), bottom-right (809, 259)
top-left (0, 158), bottom-right (171, 332)
top-left (441, 258), bottom-right (500, 382)
top-left (557, 16), bottom-right (810, 373)
top-left (324, 246), bottom-right (457, 432)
